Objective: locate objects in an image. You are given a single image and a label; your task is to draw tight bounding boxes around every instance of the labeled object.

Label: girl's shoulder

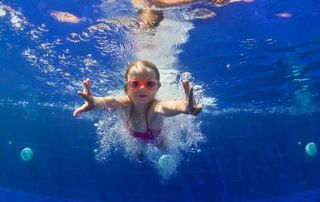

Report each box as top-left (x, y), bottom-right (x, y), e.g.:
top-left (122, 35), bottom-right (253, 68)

top-left (116, 95), bottom-right (131, 104)
top-left (152, 98), bottom-right (161, 105)
top-left (149, 98), bottom-right (162, 113)
top-left (148, 99), bottom-right (164, 119)
top-left (115, 95), bottom-right (131, 108)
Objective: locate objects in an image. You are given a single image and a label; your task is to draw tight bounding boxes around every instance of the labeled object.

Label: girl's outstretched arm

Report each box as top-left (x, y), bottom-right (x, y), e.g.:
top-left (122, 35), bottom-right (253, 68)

top-left (154, 80), bottom-right (203, 117)
top-left (73, 79), bottom-right (129, 116)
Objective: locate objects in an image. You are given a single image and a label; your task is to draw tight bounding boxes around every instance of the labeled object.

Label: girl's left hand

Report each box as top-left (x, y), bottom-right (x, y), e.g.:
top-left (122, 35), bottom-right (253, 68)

top-left (182, 80), bottom-right (203, 115)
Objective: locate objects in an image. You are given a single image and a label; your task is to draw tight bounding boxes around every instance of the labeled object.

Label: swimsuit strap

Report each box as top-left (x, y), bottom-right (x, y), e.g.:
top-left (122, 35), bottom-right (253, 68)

top-left (145, 99), bottom-right (154, 130)
top-left (128, 96), bottom-right (134, 125)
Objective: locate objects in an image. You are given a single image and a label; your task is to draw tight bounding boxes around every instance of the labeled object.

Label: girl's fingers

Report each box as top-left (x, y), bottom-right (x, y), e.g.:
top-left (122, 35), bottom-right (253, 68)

top-left (192, 103), bottom-right (204, 115)
top-left (73, 105), bottom-right (87, 116)
top-left (82, 81), bottom-right (86, 94)
top-left (187, 87), bottom-right (194, 113)
top-left (183, 80), bottom-right (197, 113)
top-left (73, 109), bottom-right (80, 117)
top-left (78, 91), bottom-right (90, 101)
top-left (86, 78), bottom-right (91, 94)
top-left (182, 80), bottom-right (190, 97)
top-left (83, 79), bottom-right (91, 96)
top-left (182, 79), bottom-right (204, 116)
top-left (74, 79), bottom-right (92, 117)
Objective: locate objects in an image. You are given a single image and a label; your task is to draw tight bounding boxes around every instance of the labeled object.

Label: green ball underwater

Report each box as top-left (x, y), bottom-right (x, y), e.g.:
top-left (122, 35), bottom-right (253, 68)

top-left (305, 142), bottom-right (317, 157)
top-left (21, 147), bottom-right (33, 162)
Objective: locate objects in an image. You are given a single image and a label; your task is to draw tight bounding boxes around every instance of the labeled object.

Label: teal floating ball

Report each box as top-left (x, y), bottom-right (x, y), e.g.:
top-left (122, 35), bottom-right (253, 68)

top-left (305, 142), bottom-right (317, 157)
top-left (158, 154), bottom-right (176, 171)
top-left (21, 147), bottom-right (33, 162)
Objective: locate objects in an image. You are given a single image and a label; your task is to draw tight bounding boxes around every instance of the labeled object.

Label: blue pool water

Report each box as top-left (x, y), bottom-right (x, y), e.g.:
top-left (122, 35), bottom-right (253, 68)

top-left (1, 0), bottom-right (320, 201)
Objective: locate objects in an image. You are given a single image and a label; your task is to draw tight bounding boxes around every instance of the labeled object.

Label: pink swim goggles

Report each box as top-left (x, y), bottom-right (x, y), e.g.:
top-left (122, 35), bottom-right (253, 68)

top-left (126, 79), bottom-right (161, 90)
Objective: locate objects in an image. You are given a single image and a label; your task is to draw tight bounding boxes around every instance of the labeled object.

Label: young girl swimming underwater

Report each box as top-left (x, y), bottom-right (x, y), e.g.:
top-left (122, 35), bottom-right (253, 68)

top-left (73, 60), bottom-right (203, 148)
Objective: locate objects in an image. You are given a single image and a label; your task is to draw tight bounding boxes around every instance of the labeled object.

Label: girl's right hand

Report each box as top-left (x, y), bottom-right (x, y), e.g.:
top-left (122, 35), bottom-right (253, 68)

top-left (182, 80), bottom-right (203, 116)
top-left (73, 79), bottom-right (95, 116)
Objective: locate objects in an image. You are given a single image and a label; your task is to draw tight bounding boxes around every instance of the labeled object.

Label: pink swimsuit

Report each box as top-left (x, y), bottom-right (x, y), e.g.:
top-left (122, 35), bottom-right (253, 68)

top-left (128, 127), bottom-right (162, 142)
top-left (127, 99), bottom-right (162, 143)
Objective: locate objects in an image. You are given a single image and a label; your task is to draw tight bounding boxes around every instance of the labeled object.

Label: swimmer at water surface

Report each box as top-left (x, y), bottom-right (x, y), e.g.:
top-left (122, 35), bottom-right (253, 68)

top-left (73, 60), bottom-right (203, 149)
top-left (132, 0), bottom-right (253, 8)
top-left (131, 0), bottom-right (253, 28)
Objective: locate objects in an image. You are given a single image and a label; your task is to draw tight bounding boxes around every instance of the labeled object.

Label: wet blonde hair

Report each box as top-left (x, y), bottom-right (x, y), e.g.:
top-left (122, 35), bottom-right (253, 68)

top-left (124, 60), bottom-right (161, 93)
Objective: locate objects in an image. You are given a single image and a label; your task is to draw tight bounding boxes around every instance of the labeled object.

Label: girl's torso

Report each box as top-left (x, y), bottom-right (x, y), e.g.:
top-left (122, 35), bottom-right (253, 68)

top-left (124, 98), bottom-right (164, 143)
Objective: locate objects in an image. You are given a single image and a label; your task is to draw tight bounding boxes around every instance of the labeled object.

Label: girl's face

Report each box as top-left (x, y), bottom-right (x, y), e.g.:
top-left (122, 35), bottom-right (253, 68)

top-left (126, 66), bottom-right (159, 104)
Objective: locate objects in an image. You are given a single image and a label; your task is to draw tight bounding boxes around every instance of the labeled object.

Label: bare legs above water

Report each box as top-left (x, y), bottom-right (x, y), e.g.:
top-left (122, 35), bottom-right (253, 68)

top-left (132, 0), bottom-right (253, 8)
